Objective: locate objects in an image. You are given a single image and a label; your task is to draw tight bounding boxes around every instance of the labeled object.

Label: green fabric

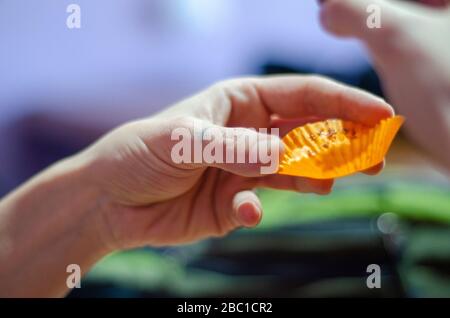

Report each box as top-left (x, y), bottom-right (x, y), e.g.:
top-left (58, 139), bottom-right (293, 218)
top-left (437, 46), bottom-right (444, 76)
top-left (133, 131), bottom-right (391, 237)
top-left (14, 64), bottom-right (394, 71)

top-left (257, 179), bottom-right (450, 228)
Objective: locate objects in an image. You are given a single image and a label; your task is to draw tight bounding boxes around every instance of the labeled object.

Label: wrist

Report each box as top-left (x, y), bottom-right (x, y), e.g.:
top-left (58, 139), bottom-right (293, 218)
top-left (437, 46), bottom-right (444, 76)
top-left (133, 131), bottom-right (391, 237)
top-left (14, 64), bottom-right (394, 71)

top-left (58, 152), bottom-right (117, 256)
top-left (0, 152), bottom-right (113, 296)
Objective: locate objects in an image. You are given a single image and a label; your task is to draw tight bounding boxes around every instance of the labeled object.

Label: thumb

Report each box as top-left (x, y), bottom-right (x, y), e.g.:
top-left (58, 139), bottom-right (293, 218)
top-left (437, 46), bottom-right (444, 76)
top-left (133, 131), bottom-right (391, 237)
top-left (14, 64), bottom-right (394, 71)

top-left (319, 0), bottom-right (422, 42)
top-left (204, 125), bottom-right (284, 177)
top-left (171, 118), bottom-right (283, 177)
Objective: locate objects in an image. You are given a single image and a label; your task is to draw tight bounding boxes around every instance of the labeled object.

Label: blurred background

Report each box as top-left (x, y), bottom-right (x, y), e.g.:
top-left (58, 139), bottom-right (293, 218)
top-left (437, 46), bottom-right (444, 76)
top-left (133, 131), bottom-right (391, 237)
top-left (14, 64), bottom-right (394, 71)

top-left (0, 0), bottom-right (449, 297)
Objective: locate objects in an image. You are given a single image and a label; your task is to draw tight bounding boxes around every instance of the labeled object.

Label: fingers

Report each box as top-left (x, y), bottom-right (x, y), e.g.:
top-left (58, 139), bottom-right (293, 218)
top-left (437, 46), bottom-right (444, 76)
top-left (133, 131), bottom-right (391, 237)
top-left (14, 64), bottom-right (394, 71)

top-left (255, 174), bottom-right (334, 195)
top-left (232, 190), bottom-right (262, 228)
top-left (252, 75), bottom-right (394, 126)
top-left (320, 0), bottom-right (388, 39)
top-left (419, 0), bottom-right (450, 8)
top-left (270, 116), bottom-right (326, 137)
top-left (318, 0), bottom-right (427, 42)
top-left (223, 175), bottom-right (335, 235)
top-left (228, 176), bottom-right (334, 231)
top-left (170, 116), bottom-right (389, 179)
top-left (362, 161), bottom-right (385, 175)
top-left (169, 75), bottom-right (395, 178)
top-left (212, 125), bottom-right (283, 177)
top-left (211, 75), bottom-right (393, 129)
top-left (171, 117), bottom-right (283, 177)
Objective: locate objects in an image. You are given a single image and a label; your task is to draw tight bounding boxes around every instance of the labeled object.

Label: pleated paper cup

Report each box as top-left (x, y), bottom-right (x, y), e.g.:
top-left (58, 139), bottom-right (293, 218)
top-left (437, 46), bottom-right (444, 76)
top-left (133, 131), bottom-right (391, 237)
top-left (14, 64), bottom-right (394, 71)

top-left (278, 115), bottom-right (405, 179)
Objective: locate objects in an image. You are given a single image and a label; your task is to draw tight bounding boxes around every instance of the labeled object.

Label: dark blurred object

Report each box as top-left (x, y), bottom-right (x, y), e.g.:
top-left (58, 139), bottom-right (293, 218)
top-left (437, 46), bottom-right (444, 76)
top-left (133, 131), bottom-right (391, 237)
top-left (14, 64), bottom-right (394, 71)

top-left (0, 112), bottom-right (105, 195)
top-left (68, 217), bottom-right (450, 298)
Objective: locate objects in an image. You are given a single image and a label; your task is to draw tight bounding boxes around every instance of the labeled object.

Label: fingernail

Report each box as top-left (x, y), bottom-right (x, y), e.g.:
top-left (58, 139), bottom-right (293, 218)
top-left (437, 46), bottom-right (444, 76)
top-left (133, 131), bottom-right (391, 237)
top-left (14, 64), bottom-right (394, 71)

top-left (237, 202), bottom-right (261, 227)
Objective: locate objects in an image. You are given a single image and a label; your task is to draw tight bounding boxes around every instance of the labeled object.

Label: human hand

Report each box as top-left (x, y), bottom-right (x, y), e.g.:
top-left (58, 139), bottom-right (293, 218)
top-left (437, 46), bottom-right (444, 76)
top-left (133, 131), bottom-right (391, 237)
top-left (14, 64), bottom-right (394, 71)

top-left (319, 0), bottom-right (450, 169)
top-left (0, 76), bottom-right (394, 296)
top-left (82, 76), bottom-right (393, 249)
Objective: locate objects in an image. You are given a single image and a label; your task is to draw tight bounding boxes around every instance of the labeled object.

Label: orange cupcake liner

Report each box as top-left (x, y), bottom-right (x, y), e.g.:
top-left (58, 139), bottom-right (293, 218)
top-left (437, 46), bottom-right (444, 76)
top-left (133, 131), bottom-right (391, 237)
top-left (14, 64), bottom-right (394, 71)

top-left (278, 115), bottom-right (405, 179)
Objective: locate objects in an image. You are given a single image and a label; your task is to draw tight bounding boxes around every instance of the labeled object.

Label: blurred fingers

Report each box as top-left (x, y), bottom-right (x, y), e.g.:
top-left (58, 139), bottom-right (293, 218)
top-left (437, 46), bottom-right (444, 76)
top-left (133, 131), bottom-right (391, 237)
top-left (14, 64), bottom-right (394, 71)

top-left (255, 174), bottom-right (335, 195)
top-left (362, 161), bottom-right (385, 175)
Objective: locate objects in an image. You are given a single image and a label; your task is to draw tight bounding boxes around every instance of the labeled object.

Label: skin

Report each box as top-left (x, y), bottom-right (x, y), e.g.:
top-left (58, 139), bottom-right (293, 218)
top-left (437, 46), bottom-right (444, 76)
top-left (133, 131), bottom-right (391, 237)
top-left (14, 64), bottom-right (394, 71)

top-left (319, 0), bottom-right (450, 170)
top-left (0, 76), bottom-right (392, 297)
